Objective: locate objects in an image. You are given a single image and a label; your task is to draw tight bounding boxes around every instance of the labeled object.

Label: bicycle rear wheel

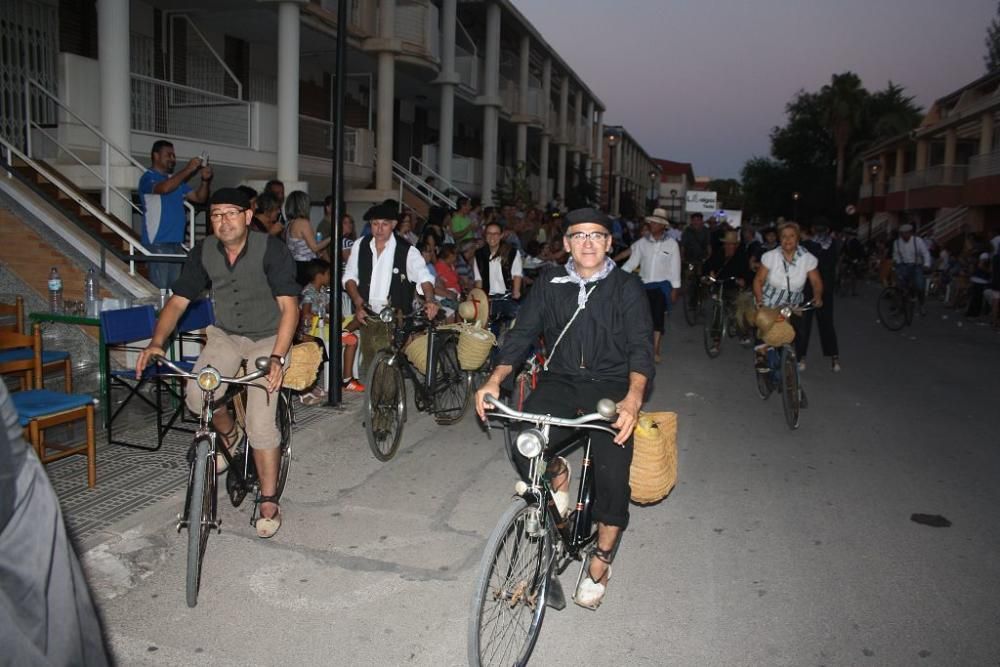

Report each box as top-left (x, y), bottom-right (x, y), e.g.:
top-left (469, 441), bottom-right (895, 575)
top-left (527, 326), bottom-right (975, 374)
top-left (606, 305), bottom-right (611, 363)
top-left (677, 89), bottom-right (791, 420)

top-left (186, 436), bottom-right (213, 607)
top-left (780, 346), bottom-right (801, 429)
top-left (703, 299), bottom-right (724, 358)
top-left (433, 338), bottom-right (471, 425)
top-left (877, 287), bottom-right (907, 331)
top-left (683, 286), bottom-right (700, 326)
top-left (469, 498), bottom-right (553, 667)
top-left (364, 351), bottom-right (405, 461)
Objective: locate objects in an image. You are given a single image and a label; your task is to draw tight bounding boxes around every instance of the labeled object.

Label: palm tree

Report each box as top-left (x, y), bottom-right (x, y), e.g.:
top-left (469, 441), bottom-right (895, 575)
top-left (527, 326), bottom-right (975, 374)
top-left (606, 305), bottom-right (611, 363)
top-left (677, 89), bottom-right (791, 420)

top-left (822, 72), bottom-right (868, 191)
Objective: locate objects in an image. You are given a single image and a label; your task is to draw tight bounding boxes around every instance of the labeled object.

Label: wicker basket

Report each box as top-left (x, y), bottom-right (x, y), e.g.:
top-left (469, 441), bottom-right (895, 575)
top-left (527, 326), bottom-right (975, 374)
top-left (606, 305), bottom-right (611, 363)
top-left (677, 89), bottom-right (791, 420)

top-left (404, 332), bottom-right (430, 374)
top-left (282, 342), bottom-right (324, 390)
top-left (360, 320), bottom-right (391, 378)
top-left (761, 319), bottom-right (795, 347)
top-left (440, 323), bottom-right (496, 370)
top-left (629, 411), bottom-right (678, 504)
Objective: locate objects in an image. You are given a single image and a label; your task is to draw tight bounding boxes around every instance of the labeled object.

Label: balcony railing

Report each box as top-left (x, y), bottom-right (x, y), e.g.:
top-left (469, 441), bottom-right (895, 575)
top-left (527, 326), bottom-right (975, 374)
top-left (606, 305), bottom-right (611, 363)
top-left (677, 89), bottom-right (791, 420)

top-left (298, 115), bottom-right (370, 166)
top-left (455, 48), bottom-right (480, 93)
top-left (500, 78), bottom-right (517, 114)
top-left (131, 74), bottom-right (252, 148)
top-left (901, 165), bottom-right (968, 189)
top-left (395, 0), bottom-right (440, 61)
top-left (968, 150), bottom-right (1000, 179)
top-left (889, 175), bottom-right (905, 193)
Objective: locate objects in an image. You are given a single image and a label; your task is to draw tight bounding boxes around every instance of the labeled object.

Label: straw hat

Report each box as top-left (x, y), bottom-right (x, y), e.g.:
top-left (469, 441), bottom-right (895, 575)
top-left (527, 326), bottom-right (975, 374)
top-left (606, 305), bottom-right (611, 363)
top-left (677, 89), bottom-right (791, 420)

top-left (645, 207), bottom-right (670, 227)
top-left (458, 288), bottom-right (489, 328)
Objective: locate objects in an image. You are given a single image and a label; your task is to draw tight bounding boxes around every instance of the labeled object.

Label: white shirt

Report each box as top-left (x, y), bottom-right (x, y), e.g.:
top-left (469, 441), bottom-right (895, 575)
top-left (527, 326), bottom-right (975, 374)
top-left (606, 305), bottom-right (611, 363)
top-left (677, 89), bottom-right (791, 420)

top-left (760, 246), bottom-right (818, 307)
top-left (622, 234), bottom-right (682, 288)
top-left (342, 235), bottom-right (433, 309)
top-left (473, 250), bottom-right (523, 296)
top-left (892, 235), bottom-right (931, 268)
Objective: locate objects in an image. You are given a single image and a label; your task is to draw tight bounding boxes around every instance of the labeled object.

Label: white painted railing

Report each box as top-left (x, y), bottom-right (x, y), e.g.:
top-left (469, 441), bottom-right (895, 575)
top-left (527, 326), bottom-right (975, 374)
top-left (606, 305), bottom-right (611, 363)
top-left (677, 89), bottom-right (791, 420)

top-left (395, 0), bottom-right (439, 60)
top-left (968, 150), bottom-right (1000, 179)
top-left (902, 165), bottom-right (968, 189)
top-left (131, 74), bottom-right (253, 148)
top-left (456, 47), bottom-right (479, 93)
top-left (393, 160), bottom-right (458, 211)
top-left (408, 155), bottom-right (468, 201)
top-left (23, 79), bottom-right (195, 251)
top-left (298, 115), bottom-right (367, 165)
top-left (169, 14), bottom-right (243, 99)
top-left (930, 207), bottom-right (968, 243)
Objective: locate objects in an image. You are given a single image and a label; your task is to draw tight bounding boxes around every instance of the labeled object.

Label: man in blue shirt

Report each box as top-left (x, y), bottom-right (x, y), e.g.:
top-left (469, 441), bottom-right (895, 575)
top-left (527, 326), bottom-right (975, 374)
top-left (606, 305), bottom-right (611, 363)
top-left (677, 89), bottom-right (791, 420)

top-left (139, 140), bottom-right (212, 288)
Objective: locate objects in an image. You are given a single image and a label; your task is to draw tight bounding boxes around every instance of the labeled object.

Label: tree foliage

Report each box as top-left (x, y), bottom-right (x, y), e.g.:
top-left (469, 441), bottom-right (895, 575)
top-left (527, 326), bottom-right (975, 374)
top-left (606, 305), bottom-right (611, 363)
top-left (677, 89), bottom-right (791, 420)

top-left (740, 72), bottom-right (923, 226)
top-left (986, 1), bottom-right (1000, 73)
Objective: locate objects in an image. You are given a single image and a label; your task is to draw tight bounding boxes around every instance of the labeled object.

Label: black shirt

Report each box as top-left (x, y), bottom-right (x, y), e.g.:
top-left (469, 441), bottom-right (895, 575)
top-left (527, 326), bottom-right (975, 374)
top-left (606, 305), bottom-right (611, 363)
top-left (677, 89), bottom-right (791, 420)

top-left (497, 266), bottom-right (655, 382)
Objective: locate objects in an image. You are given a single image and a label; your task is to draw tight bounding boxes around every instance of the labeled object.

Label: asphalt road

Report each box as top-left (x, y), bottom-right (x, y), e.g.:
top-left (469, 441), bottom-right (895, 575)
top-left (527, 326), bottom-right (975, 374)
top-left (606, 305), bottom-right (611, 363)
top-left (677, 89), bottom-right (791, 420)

top-left (83, 284), bottom-right (1000, 666)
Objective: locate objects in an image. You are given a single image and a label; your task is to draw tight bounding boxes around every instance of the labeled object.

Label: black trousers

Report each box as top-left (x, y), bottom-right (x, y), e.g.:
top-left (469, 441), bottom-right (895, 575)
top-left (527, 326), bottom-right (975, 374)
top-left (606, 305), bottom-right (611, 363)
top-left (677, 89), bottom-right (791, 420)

top-left (797, 293), bottom-right (839, 359)
top-left (514, 374), bottom-right (633, 529)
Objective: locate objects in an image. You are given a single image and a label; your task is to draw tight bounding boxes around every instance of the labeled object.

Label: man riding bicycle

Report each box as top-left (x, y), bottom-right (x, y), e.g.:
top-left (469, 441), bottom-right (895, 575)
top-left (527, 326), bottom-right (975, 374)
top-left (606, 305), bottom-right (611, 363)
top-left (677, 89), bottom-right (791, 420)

top-left (136, 188), bottom-right (300, 539)
top-left (474, 220), bottom-right (523, 327)
top-left (343, 201), bottom-right (439, 325)
top-left (892, 223), bottom-right (931, 315)
top-left (475, 207), bottom-right (655, 610)
top-left (680, 211), bottom-right (711, 268)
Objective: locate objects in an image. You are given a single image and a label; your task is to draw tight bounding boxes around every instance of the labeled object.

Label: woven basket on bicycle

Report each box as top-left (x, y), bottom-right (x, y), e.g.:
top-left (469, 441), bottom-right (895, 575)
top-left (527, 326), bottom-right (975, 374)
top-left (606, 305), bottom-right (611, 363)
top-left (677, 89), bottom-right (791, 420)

top-left (754, 307), bottom-right (796, 347)
top-left (440, 323), bottom-right (496, 370)
top-left (282, 341), bottom-right (325, 390)
top-left (403, 332), bottom-right (430, 374)
top-left (735, 291), bottom-right (757, 330)
top-left (629, 411), bottom-right (678, 504)
top-left (359, 318), bottom-right (392, 377)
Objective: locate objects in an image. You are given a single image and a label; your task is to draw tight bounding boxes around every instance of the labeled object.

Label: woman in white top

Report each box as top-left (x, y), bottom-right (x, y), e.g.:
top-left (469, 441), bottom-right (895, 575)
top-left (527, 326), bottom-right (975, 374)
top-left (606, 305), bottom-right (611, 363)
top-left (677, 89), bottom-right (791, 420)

top-left (752, 222), bottom-right (823, 368)
top-left (285, 190), bottom-right (331, 285)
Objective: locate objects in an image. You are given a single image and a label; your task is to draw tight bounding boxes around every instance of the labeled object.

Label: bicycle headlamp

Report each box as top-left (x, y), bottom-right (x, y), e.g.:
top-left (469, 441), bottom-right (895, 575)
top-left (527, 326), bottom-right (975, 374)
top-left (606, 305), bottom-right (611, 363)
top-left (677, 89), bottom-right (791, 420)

top-left (378, 307), bottom-right (394, 324)
top-left (197, 367), bottom-right (222, 392)
top-left (515, 428), bottom-right (545, 458)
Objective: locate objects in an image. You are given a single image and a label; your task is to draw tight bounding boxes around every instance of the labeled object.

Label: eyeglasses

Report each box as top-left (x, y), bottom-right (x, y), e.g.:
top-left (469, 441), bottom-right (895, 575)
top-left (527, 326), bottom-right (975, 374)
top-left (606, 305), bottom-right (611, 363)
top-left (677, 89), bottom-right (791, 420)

top-left (565, 231), bottom-right (610, 243)
top-left (209, 208), bottom-right (246, 223)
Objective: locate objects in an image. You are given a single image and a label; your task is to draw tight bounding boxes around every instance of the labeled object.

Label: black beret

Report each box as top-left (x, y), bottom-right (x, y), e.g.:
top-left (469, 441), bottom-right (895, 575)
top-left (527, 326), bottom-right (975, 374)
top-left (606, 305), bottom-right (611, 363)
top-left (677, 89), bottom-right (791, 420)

top-left (562, 207), bottom-right (612, 232)
top-left (364, 201), bottom-right (399, 221)
top-left (208, 187), bottom-right (251, 210)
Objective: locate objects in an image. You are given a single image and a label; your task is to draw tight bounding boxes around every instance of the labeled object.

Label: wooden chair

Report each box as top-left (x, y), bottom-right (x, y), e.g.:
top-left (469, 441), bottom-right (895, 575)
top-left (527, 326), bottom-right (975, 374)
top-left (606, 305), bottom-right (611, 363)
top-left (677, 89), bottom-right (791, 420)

top-left (0, 325), bottom-right (96, 488)
top-left (0, 296), bottom-right (73, 390)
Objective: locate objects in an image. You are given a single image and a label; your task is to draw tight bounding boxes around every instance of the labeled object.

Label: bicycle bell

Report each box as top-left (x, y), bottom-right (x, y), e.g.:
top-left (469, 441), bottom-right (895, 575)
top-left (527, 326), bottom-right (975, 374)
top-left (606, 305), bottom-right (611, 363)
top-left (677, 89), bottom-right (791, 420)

top-left (596, 399), bottom-right (618, 420)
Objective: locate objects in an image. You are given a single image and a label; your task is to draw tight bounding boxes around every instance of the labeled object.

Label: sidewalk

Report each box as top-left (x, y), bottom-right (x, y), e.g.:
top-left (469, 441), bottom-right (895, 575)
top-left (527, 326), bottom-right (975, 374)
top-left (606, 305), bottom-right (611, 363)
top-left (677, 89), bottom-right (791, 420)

top-left (47, 392), bottom-right (365, 553)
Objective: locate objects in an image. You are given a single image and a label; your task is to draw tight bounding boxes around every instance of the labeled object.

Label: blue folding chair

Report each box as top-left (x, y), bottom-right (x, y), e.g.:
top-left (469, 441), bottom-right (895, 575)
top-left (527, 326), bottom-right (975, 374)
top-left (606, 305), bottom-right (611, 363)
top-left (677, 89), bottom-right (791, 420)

top-left (1, 325), bottom-right (96, 487)
top-left (101, 305), bottom-right (192, 451)
top-left (0, 295), bottom-right (73, 391)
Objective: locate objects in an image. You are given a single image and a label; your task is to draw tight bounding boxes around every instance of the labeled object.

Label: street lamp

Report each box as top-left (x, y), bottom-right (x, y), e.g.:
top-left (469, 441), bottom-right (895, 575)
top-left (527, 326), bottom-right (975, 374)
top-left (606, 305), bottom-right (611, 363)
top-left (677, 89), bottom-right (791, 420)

top-left (866, 161), bottom-right (880, 242)
top-left (792, 191), bottom-right (800, 221)
top-left (607, 133), bottom-right (618, 213)
top-left (670, 188), bottom-right (678, 223)
top-left (648, 170), bottom-right (658, 214)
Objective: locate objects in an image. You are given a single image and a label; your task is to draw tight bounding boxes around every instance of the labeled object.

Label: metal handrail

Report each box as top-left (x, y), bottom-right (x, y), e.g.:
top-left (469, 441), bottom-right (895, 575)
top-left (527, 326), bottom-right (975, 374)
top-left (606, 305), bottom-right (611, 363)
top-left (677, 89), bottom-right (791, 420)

top-left (169, 14), bottom-right (243, 99)
top-left (24, 78), bottom-right (196, 250)
top-left (1, 136), bottom-right (186, 276)
top-left (406, 155), bottom-right (468, 201)
top-left (392, 160), bottom-right (458, 211)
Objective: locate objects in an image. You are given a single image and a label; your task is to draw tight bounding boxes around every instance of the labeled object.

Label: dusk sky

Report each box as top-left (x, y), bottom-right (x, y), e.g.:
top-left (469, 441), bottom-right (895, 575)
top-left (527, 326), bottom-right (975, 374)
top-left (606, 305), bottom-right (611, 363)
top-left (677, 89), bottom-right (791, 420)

top-left (515, 0), bottom-right (996, 180)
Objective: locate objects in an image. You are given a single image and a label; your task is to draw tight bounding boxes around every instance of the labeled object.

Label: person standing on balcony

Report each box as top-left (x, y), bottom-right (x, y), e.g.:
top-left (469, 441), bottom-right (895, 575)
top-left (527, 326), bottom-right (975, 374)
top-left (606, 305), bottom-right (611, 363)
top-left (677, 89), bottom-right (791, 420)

top-left (139, 140), bottom-right (212, 289)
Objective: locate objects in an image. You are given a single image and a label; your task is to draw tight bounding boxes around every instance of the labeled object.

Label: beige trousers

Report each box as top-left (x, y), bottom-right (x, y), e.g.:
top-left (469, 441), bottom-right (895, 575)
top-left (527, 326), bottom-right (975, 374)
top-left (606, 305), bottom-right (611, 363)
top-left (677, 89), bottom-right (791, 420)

top-left (185, 326), bottom-right (285, 450)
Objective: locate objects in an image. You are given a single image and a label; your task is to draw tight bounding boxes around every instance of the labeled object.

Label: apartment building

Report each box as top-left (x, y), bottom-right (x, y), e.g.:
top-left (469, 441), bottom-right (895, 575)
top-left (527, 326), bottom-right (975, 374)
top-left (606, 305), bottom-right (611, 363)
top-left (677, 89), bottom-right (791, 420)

top-left (598, 125), bottom-right (661, 217)
top-left (856, 69), bottom-right (1000, 245)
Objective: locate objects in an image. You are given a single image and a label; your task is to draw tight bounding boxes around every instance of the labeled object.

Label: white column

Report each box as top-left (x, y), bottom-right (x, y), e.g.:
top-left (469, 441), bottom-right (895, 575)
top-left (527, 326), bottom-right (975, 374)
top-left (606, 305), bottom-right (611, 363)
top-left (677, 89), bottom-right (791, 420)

top-left (437, 0), bottom-right (457, 185)
top-left (585, 99), bottom-right (595, 181)
top-left (375, 0), bottom-right (397, 192)
top-left (97, 0), bottom-right (131, 216)
top-left (480, 1), bottom-right (501, 206)
top-left (556, 76), bottom-right (568, 200)
top-left (574, 89), bottom-right (583, 148)
top-left (277, 2), bottom-right (302, 183)
top-left (516, 34), bottom-right (529, 164)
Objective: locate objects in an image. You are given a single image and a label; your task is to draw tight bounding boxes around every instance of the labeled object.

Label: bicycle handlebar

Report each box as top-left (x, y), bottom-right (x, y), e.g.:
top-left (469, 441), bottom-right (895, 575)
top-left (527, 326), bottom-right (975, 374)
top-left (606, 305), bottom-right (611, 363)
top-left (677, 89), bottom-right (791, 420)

top-left (152, 354), bottom-right (271, 391)
top-left (483, 393), bottom-right (619, 435)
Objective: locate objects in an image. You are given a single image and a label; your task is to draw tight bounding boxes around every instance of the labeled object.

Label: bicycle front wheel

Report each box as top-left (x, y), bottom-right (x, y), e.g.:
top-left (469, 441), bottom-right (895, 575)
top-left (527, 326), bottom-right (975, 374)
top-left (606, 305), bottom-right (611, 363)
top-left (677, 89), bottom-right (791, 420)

top-left (186, 436), bottom-right (213, 607)
top-left (780, 346), bottom-right (801, 430)
top-left (433, 338), bottom-right (471, 425)
top-left (364, 351), bottom-right (406, 461)
top-left (703, 299), bottom-right (724, 358)
top-left (275, 390), bottom-right (292, 499)
top-left (469, 498), bottom-right (553, 667)
top-left (877, 287), bottom-right (907, 331)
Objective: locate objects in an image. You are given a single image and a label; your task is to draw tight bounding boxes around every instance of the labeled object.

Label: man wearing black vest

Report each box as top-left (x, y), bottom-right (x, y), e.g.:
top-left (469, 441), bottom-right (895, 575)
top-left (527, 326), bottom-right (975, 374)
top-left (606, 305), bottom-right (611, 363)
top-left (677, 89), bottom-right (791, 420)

top-left (474, 220), bottom-right (523, 324)
top-left (137, 188), bottom-right (300, 539)
top-left (343, 201), bottom-right (438, 325)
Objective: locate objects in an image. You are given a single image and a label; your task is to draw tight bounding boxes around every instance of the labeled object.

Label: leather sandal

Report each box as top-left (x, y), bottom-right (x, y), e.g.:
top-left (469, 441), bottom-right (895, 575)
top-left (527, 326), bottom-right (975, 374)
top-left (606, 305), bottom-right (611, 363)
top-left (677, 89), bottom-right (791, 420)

top-left (574, 546), bottom-right (613, 610)
top-left (215, 423), bottom-right (242, 474)
top-left (255, 495), bottom-right (282, 539)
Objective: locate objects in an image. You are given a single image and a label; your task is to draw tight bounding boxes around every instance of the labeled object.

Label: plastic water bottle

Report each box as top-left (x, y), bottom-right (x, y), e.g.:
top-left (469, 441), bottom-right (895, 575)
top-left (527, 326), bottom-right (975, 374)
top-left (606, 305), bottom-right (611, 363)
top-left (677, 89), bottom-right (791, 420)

top-left (316, 230), bottom-right (324, 242)
top-left (48, 267), bottom-right (63, 313)
top-left (84, 268), bottom-right (99, 317)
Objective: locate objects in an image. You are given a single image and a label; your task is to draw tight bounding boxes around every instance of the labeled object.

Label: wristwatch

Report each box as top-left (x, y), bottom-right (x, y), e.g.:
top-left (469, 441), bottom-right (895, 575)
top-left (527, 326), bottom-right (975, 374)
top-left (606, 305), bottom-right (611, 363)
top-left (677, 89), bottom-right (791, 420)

top-left (270, 354), bottom-right (286, 365)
